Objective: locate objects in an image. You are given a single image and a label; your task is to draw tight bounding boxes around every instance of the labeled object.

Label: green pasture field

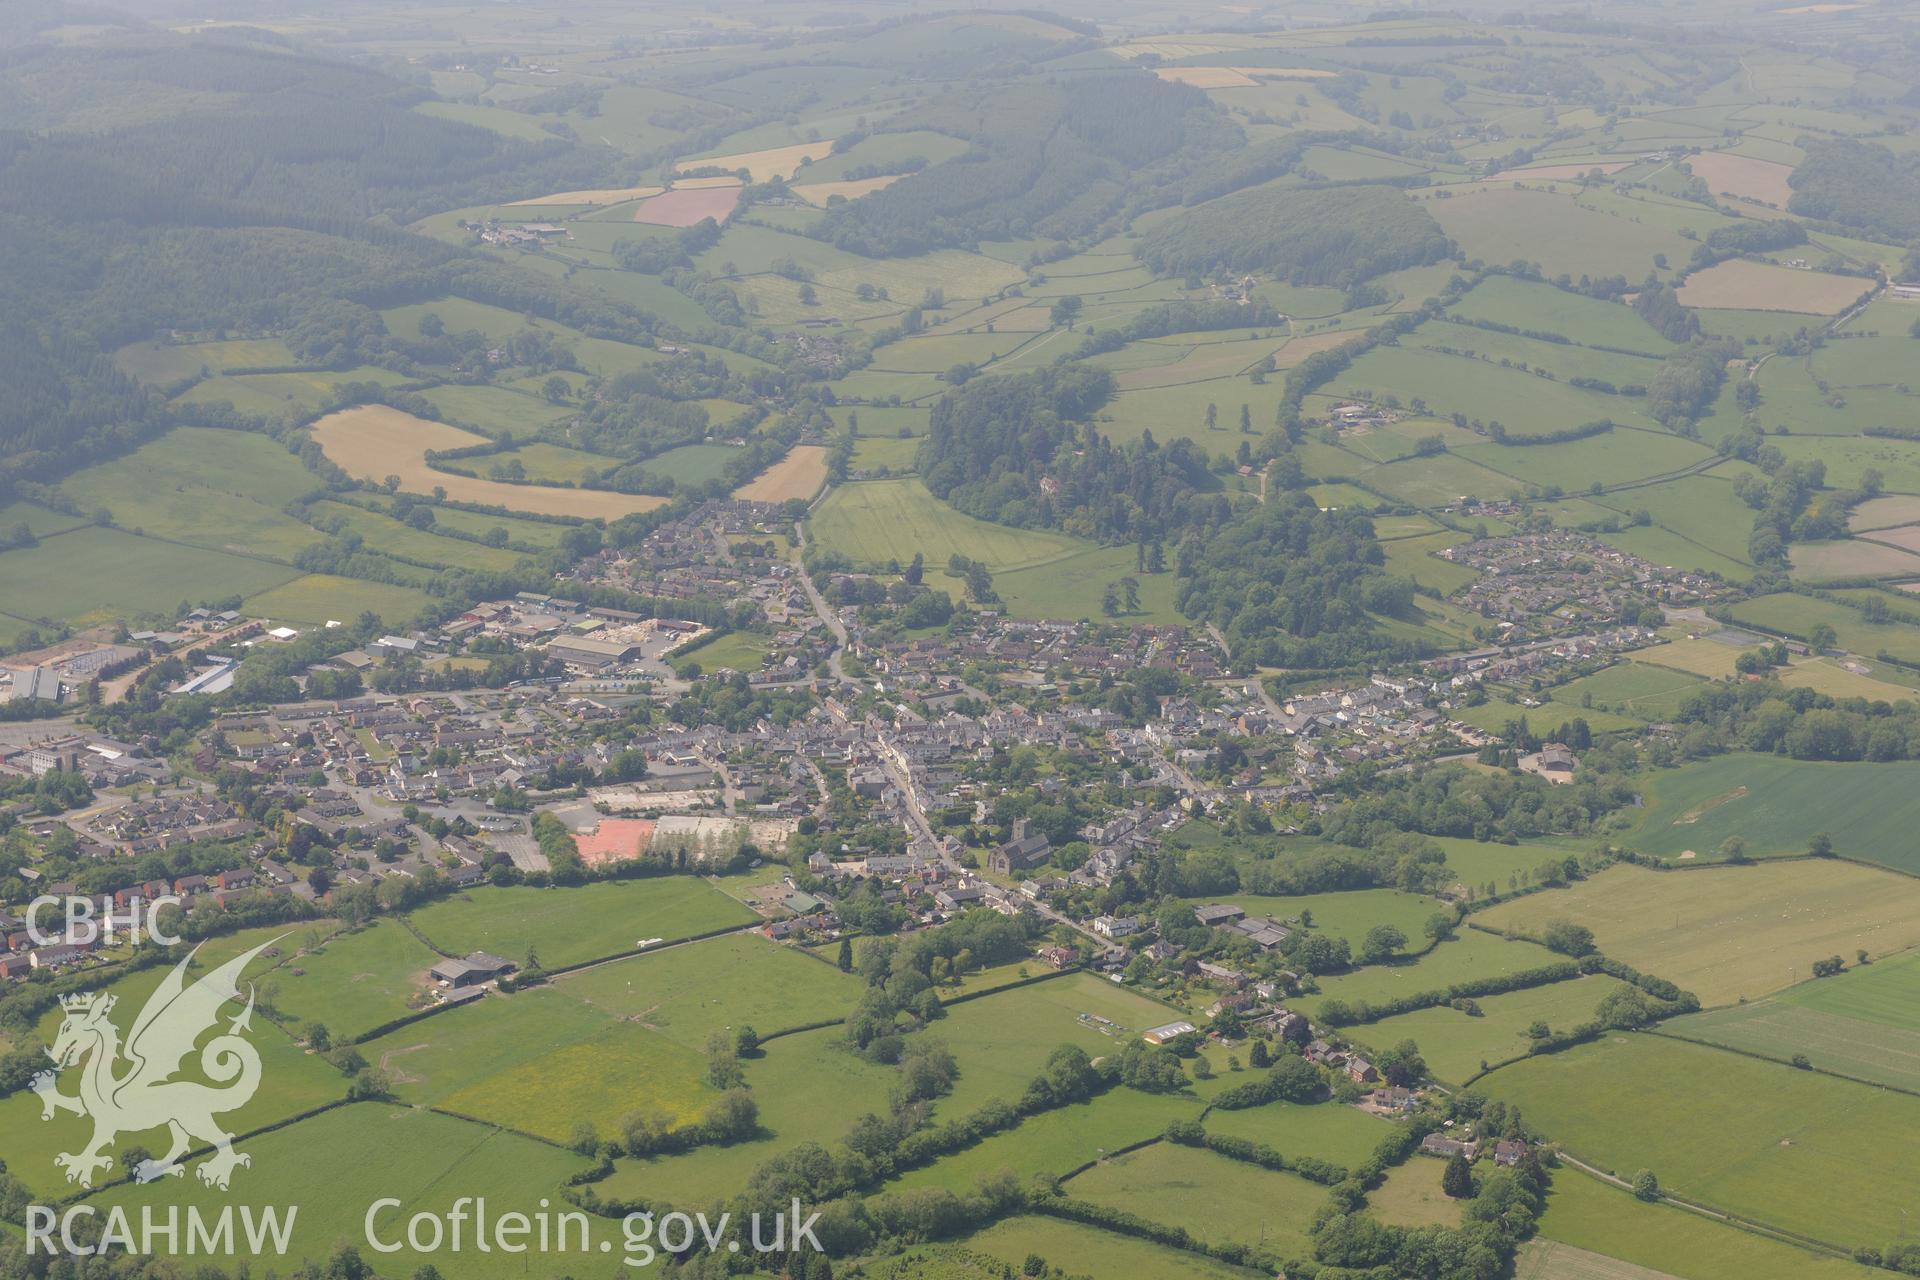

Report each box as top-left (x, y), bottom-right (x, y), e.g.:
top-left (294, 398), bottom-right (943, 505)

top-left (1310, 483), bottom-right (1385, 511)
top-left (1545, 662), bottom-right (1706, 721)
top-left (1483, 1032), bottom-right (1920, 1249)
top-left (1444, 277), bottom-right (1673, 354)
top-left (406, 878), bottom-right (756, 971)
top-left (1445, 697), bottom-right (1642, 736)
top-left (1813, 335), bottom-right (1920, 387)
top-left (1533, 1164), bottom-right (1881, 1280)
top-left (1336, 347), bottom-right (1660, 437)
top-left (115, 337), bottom-right (302, 383)
top-left (1419, 186), bottom-right (1694, 280)
top-left (797, 130), bottom-right (972, 182)
top-left (1663, 947), bottom-right (1920, 1091)
top-left (435, 440), bottom-right (619, 486)
top-left (1333, 418), bottom-right (1481, 466)
top-left (413, 98), bottom-right (554, 141)
top-left (0, 1020), bottom-right (346, 1198)
top-left (966, 1215), bottom-right (1271, 1280)
top-left (1411, 324), bottom-right (1665, 388)
top-left (993, 547), bottom-right (1185, 625)
top-left (57, 426), bottom-right (323, 561)
top-left (638, 443), bottom-right (738, 487)
top-left (1728, 591), bottom-right (1920, 664)
top-left (1457, 428), bottom-right (1712, 492)
top-left (309, 499), bottom-right (532, 572)
top-left (1379, 531), bottom-right (1475, 594)
top-left (1200, 1099), bottom-right (1393, 1169)
top-left (173, 366), bottom-right (411, 420)
top-left (1696, 307), bottom-right (1825, 346)
top-left (596, 1023), bottom-right (907, 1208)
top-left (1096, 379), bottom-right (1294, 448)
top-left (1354, 451), bottom-right (1525, 507)
top-left (1477, 859), bottom-right (1920, 1007)
top-left (1368, 1155), bottom-right (1460, 1229)
top-left (1625, 751), bottom-right (1920, 870)
top-left (93, 1105), bottom-right (606, 1279)
top-left (890, 1088), bottom-right (1202, 1193)
top-left (266, 919), bottom-right (443, 1043)
top-left (555, 933), bottom-right (859, 1050)
top-left (365, 984), bottom-right (715, 1139)
top-left (835, 404), bottom-right (928, 435)
top-left (852, 433), bottom-right (923, 470)
top-left (1430, 837), bottom-right (1586, 895)
top-left (1581, 472), bottom-right (1758, 573)
top-left (809, 478), bottom-right (1082, 574)
top-left (244, 574), bottom-right (435, 627)
top-left (674, 628), bottom-right (770, 673)
top-left (1289, 932), bottom-right (1568, 1020)
top-left (919, 974), bottom-right (1197, 1115)
top-left (1196, 888), bottom-right (1449, 957)
top-left (0, 499), bottom-right (86, 541)
top-left (868, 330), bottom-right (1041, 374)
top-left (1349, 974), bottom-right (1633, 1083)
top-left (394, 502), bottom-right (572, 549)
top-left (0, 526), bottom-right (299, 628)
top-left (1791, 537), bottom-right (1920, 581)
top-left (1064, 1141), bottom-right (1326, 1256)
top-left (416, 384), bottom-right (574, 436)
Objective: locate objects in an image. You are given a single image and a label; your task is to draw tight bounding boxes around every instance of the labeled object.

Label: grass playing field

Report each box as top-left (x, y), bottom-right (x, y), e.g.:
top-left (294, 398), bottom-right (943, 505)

top-left (1482, 1033), bottom-right (1920, 1249)
top-left (243, 575), bottom-right (435, 628)
top-left (1475, 860), bottom-right (1920, 1006)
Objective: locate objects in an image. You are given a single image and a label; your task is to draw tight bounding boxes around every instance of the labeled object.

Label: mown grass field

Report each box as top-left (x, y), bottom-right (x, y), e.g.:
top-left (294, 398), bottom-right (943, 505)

top-left (1483, 1033), bottom-right (1920, 1249)
top-left (921, 974), bottom-right (1195, 1115)
top-left (243, 574), bottom-right (434, 627)
top-left (1369, 1155), bottom-right (1460, 1228)
top-left (1531, 1166), bottom-right (1881, 1280)
top-left (1546, 663), bottom-right (1706, 722)
top-left (1476, 860), bottom-right (1920, 1006)
top-left (1064, 1141), bottom-right (1326, 1255)
top-left (406, 879), bottom-right (756, 971)
top-left (556, 932), bottom-right (860, 1050)
top-left (1201, 1099), bottom-right (1392, 1168)
top-left (1663, 946), bottom-right (1920, 1090)
top-left (1624, 752), bottom-right (1920, 869)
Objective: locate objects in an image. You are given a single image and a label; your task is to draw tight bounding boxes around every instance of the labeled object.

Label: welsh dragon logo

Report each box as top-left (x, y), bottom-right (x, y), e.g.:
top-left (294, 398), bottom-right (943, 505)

top-left (31, 939), bottom-right (279, 1191)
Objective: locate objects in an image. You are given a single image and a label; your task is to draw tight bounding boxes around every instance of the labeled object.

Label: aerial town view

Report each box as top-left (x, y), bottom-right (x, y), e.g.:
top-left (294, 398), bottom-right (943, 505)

top-left (7, 0), bottom-right (1920, 1276)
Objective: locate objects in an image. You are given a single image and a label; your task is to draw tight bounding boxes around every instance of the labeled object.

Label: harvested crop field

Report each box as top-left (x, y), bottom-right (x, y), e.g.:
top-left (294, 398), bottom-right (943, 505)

top-left (633, 185), bottom-right (742, 227)
top-left (1675, 260), bottom-right (1867, 313)
top-left (682, 140), bottom-right (834, 183)
top-left (793, 175), bottom-right (903, 205)
top-left (308, 405), bottom-right (665, 519)
top-left (1687, 151), bottom-right (1795, 206)
top-left (508, 184), bottom-right (662, 206)
top-left (1154, 66), bottom-right (1259, 88)
top-left (733, 444), bottom-right (828, 502)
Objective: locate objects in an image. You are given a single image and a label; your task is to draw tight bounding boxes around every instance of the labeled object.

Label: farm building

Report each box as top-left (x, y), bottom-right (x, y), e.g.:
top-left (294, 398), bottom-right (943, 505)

top-left (430, 951), bottom-right (516, 988)
top-left (1142, 1020), bottom-right (1198, 1045)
